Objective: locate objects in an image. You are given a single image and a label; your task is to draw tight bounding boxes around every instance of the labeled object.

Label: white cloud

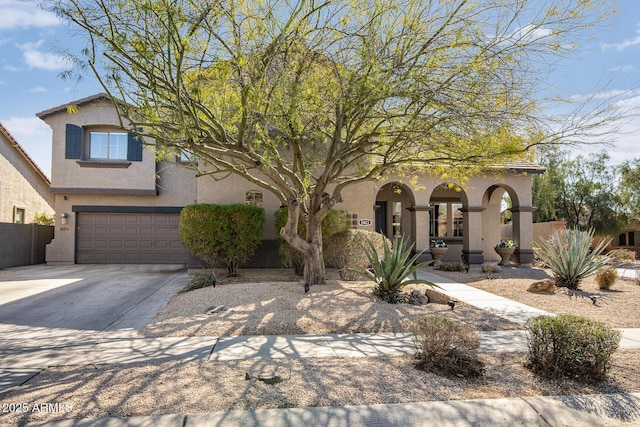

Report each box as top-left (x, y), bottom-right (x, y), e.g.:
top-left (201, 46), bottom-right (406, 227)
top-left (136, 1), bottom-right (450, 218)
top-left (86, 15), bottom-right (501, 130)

top-left (30, 86), bottom-right (48, 93)
top-left (601, 23), bottom-right (640, 52)
top-left (17, 40), bottom-right (72, 71)
top-left (0, 0), bottom-right (60, 30)
top-left (608, 64), bottom-right (634, 73)
top-left (571, 90), bottom-right (640, 164)
top-left (512, 24), bottom-right (553, 42)
top-left (3, 64), bottom-right (20, 72)
top-left (2, 116), bottom-right (50, 137)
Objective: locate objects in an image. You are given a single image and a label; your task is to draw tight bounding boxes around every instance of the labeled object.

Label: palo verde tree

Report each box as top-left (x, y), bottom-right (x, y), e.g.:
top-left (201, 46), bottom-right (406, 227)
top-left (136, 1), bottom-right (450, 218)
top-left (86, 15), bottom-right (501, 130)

top-left (48, 0), bottom-right (617, 286)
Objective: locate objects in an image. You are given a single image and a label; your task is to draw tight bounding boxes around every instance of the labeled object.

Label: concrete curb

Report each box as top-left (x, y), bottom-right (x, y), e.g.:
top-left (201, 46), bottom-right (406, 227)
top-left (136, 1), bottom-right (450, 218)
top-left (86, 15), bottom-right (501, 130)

top-left (6, 393), bottom-right (640, 427)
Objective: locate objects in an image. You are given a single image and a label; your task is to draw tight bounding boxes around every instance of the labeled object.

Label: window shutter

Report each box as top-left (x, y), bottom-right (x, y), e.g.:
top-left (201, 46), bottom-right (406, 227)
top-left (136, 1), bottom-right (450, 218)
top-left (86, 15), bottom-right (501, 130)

top-left (65, 124), bottom-right (82, 159)
top-left (127, 132), bottom-right (143, 161)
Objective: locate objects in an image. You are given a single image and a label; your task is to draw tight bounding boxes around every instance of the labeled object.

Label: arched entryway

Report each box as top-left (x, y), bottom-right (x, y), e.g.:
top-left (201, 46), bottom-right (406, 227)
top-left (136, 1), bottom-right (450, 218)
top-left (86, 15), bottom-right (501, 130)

top-left (481, 185), bottom-right (535, 265)
top-left (428, 183), bottom-right (469, 263)
top-left (375, 183), bottom-right (415, 245)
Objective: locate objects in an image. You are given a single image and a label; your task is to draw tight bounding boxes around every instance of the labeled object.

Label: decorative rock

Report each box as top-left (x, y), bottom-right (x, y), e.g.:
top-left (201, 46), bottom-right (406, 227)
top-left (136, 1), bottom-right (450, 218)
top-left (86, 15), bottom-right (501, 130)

top-left (424, 288), bottom-right (451, 304)
top-left (244, 361), bottom-right (287, 385)
top-left (408, 290), bottom-right (429, 305)
top-left (244, 372), bottom-right (284, 384)
top-left (205, 305), bottom-right (228, 315)
top-left (527, 279), bottom-right (557, 293)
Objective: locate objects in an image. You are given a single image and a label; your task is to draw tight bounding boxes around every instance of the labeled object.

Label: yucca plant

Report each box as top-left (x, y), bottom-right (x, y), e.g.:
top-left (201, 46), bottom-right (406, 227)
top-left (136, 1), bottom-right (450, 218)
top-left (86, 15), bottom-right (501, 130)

top-left (535, 228), bottom-right (611, 290)
top-left (350, 234), bottom-right (437, 303)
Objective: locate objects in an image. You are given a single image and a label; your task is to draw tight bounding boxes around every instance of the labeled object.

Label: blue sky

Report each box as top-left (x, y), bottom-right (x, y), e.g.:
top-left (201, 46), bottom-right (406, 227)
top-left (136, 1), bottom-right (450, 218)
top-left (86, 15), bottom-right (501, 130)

top-left (1, 0), bottom-right (639, 179)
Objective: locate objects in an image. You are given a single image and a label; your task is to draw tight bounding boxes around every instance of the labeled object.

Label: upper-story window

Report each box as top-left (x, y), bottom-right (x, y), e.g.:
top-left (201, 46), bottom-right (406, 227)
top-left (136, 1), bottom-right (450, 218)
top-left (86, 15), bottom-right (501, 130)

top-left (89, 131), bottom-right (128, 160)
top-left (65, 124), bottom-right (143, 162)
top-left (177, 150), bottom-right (196, 163)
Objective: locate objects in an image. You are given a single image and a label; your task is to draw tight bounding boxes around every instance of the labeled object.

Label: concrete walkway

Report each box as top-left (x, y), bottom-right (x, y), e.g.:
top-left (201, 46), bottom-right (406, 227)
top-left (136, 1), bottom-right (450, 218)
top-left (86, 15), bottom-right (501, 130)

top-left (2, 269), bottom-right (640, 426)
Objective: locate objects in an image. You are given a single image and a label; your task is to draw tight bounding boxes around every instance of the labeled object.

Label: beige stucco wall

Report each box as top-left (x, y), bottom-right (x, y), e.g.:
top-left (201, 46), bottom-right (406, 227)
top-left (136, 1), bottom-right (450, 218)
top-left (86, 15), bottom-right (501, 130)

top-left (40, 99), bottom-right (198, 264)
top-left (45, 161), bottom-right (197, 264)
top-left (0, 130), bottom-right (54, 224)
top-left (38, 96), bottom-right (539, 266)
top-left (196, 168), bottom-right (537, 265)
top-left (42, 100), bottom-right (157, 194)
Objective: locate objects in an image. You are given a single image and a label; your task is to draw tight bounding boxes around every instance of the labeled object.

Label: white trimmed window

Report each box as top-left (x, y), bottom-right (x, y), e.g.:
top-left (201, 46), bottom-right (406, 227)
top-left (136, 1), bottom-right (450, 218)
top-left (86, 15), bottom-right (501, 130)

top-left (89, 131), bottom-right (128, 160)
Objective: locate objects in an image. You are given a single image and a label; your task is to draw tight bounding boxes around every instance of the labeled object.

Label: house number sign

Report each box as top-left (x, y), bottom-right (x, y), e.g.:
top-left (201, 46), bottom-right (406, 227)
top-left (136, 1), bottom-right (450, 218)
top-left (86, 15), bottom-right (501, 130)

top-left (358, 219), bottom-right (372, 226)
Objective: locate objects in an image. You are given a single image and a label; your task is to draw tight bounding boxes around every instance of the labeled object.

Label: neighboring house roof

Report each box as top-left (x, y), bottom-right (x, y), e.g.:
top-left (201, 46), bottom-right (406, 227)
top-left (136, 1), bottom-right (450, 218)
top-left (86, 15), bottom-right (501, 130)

top-left (0, 121), bottom-right (51, 185)
top-left (36, 93), bottom-right (111, 120)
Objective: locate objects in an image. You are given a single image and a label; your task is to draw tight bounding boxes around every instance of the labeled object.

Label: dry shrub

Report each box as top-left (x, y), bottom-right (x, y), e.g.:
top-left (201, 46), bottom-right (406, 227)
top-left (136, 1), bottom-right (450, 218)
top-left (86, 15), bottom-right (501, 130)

top-left (324, 230), bottom-right (390, 280)
top-left (606, 248), bottom-right (636, 265)
top-left (412, 316), bottom-right (484, 378)
top-left (481, 262), bottom-right (501, 273)
top-left (439, 262), bottom-right (466, 272)
top-left (595, 266), bottom-right (617, 290)
top-left (526, 315), bottom-right (621, 382)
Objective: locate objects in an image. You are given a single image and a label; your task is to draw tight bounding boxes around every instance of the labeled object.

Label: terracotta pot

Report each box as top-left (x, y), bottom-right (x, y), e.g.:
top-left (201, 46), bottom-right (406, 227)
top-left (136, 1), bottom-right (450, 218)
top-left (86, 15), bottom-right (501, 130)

top-left (494, 246), bottom-right (516, 266)
top-left (430, 247), bottom-right (448, 268)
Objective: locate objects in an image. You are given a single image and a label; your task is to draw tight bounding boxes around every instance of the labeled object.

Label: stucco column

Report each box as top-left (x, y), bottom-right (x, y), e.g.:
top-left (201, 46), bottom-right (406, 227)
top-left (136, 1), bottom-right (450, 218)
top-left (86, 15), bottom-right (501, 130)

top-left (46, 197), bottom-right (76, 265)
top-left (511, 206), bottom-right (536, 266)
top-left (460, 206), bottom-right (485, 264)
top-left (407, 205), bottom-right (431, 251)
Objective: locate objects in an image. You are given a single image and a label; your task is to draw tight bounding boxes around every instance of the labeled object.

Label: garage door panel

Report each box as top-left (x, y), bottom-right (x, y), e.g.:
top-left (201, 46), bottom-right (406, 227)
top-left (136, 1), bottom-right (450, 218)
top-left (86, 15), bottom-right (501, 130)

top-left (94, 240), bottom-right (109, 250)
top-left (77, 212), bottom-right (185, 264)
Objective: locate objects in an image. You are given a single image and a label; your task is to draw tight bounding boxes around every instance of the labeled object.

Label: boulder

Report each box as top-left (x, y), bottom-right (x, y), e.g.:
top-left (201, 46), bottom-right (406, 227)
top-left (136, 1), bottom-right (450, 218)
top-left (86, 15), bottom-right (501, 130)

top-left (424, 288), bottom-right (451, 304)
top-left (527, 279), bottom-right (557, 293)
top-left (408, 290), bottom-right (429, 305)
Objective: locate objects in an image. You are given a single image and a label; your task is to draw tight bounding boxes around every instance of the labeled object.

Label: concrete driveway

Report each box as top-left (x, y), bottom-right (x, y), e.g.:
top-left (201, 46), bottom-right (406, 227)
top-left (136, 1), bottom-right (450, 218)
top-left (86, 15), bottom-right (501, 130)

top-left (0, 264), bottom-right (189, 334)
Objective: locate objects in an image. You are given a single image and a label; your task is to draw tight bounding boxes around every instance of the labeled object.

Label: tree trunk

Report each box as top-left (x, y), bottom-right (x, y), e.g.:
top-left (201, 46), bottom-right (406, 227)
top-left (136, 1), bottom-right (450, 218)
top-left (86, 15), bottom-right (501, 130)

top-left (279, 197), bottom-right (329, 287)
top-left (303, 214), bottom-right (326, 286)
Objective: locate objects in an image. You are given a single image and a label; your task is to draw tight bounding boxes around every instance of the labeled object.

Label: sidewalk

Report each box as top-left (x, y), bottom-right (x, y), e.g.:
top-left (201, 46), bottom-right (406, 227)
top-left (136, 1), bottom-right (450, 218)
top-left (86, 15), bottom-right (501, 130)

top-left (2, 270), bottom-right (640, 426)
top-left (6, 393), bottom-right (640, 427)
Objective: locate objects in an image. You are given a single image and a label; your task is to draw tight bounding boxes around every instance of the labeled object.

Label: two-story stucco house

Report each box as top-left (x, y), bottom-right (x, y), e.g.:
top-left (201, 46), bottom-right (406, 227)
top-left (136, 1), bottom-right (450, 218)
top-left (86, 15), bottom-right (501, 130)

top-left (38, 94), bottom-right (544, 267)
top-left (0, 122), bottom-right (54, 224)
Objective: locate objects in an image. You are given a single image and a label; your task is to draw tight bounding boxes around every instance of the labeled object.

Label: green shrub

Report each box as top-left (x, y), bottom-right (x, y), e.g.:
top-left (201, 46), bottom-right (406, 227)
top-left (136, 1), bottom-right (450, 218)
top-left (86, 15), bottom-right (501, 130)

top-left (349, 235), bottom-right (436, 303)
top-left (412, 316), bottom-right (484, 378)
top-left (324, 229), bottom-right (390, 280)
top-left (179, 203), bottom-right (264, 276)
top-left (595, 266), bottom-right (617, 290)
top-left (535, 228), bottom-right (611, 290)
top-left (274, 208), bottom-right (350, 275)
top-left (525, 315), bottom-right (621, 382)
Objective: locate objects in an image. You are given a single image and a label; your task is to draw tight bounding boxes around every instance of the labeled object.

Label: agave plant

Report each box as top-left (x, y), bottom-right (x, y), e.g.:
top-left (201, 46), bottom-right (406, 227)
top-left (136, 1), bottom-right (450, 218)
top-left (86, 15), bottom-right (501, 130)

top-left (350, 234), bottom-right (437, 303)
top-left (535, 228), bottom-right (611, 290)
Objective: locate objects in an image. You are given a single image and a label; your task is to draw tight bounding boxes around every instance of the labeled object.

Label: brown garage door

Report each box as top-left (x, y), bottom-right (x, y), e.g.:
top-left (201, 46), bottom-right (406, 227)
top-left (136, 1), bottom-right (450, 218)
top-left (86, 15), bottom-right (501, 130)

top-left (76, 213), bottom-right (186, 264)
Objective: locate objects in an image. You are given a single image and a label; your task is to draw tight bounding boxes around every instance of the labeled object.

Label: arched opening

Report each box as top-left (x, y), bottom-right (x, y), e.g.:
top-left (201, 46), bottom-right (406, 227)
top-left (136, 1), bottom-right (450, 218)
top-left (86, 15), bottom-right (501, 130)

top-left (428, 183), bottom-right (468, 262)
top-left (375, 182), bottom-right (415, 244)
top-left (481, 185), bottom-right (534, 264)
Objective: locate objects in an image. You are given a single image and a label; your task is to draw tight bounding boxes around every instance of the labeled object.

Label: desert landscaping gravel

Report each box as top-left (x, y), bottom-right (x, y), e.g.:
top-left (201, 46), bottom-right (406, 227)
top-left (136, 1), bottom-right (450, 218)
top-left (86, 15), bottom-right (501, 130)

top-left (1, 266), bottom-right (639, 425)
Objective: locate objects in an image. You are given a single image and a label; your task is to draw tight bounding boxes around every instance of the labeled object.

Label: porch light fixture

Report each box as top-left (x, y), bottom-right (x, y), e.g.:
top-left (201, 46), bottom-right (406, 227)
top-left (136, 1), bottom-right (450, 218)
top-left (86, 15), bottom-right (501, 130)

top-left (61, 213), bottom-right (68, 225)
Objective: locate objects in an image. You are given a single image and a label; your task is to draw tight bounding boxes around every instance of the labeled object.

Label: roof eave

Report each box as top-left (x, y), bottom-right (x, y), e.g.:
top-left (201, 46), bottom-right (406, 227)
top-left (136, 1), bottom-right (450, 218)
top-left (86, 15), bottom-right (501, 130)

top-left (0, 121), bottom-right (51, 185)
top-left (36, 93), bottom-right (111, 120)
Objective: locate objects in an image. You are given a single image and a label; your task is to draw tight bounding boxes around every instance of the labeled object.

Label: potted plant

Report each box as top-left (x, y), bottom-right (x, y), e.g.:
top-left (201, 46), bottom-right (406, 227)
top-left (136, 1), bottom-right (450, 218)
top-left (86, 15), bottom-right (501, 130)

top-left (494, 239), bottom-right (516, 266)
top-left (430, 239), bottom-right (448, 268)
